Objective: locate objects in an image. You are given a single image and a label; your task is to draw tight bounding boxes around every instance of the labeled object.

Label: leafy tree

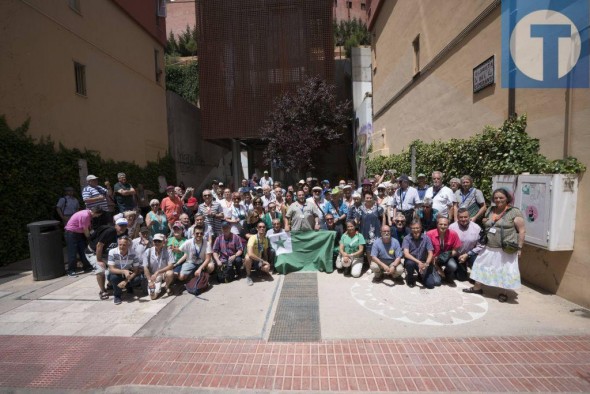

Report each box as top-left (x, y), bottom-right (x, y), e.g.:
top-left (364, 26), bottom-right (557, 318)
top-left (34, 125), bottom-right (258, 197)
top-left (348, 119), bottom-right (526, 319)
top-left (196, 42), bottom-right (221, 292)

top-left (166, 25), bottom-right (197, 57)
top-left (166, 31), bottom-right (179, 56)
top-left (260, 77), bottom-right (351, 175)
top-left (334, 18), bottom-right (371, 57)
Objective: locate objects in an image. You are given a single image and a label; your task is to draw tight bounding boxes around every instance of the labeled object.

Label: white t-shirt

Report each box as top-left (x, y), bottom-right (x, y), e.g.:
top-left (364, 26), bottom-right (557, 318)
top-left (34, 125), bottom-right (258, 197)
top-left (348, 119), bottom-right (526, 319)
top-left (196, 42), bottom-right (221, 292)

top-left (142, 247), bottom-right (174, 272)
top-left (424, 186), bottom-right (455, 217)
top-left (393, 186), bottom-right (421, 210)
top-left (179, 239), bottom-right (212, 264)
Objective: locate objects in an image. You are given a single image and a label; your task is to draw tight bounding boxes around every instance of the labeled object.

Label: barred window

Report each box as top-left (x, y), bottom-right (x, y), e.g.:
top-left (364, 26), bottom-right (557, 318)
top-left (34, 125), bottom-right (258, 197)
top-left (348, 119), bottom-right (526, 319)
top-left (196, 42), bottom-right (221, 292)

top-left (74, 62), bottom-right (87, 96)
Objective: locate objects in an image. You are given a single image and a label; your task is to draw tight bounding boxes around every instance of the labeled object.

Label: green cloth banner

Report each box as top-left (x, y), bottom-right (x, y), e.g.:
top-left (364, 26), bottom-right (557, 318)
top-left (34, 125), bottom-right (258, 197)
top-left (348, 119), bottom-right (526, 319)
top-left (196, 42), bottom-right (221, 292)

top-left (275, 230), bottom-right (336, 274)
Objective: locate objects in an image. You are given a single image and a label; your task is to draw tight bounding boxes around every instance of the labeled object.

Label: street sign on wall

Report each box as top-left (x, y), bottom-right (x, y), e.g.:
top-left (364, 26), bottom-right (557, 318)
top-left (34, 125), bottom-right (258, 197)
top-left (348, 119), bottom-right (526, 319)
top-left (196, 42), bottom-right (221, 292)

top-left (473, 55), bottom-right (495, 93)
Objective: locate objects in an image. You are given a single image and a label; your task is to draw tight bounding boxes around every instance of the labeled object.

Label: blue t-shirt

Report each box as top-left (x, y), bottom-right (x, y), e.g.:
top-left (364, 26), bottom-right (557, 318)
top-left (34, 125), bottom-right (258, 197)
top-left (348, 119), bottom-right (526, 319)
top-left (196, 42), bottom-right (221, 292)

top-left (371, 237), bottom-right (403, 264)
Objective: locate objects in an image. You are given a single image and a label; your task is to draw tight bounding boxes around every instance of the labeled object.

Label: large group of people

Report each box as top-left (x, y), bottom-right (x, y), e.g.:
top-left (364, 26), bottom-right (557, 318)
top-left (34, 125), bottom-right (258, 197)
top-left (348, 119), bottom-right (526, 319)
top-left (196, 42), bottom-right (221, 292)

top-left (60, 170), bottom-right (526, 305)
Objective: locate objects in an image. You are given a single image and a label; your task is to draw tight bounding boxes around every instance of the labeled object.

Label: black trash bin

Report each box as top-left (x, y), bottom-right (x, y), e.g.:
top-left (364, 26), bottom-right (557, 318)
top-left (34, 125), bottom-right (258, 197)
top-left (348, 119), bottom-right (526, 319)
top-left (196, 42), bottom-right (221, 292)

top-left (27, 220), bottom-right (65, 280)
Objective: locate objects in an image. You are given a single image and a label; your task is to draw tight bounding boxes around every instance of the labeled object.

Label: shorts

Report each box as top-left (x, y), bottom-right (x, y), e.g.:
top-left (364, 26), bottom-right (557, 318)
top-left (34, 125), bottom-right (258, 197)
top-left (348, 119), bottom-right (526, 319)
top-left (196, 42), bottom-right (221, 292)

top-left (179, 261), bottom-right (200, 277)
top-left (85, 252), bottom-right (108, 274)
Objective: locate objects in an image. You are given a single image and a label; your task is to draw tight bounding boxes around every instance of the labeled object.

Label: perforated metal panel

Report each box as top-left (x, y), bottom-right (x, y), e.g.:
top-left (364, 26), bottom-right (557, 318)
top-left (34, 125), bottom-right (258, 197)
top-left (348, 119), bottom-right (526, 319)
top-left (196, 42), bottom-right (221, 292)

top-left (197, 0), bottom-right (334, 140)
top-left (269, 272), bottom-right (321, 342)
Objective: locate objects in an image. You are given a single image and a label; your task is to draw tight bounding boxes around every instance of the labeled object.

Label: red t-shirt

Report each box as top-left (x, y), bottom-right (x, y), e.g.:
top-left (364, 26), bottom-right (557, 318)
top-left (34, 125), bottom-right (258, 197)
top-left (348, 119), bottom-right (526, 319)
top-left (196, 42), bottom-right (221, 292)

top-left (161, 196), bottom-right (183, 223)
top-left (426, 228), bottom-right (461, 257)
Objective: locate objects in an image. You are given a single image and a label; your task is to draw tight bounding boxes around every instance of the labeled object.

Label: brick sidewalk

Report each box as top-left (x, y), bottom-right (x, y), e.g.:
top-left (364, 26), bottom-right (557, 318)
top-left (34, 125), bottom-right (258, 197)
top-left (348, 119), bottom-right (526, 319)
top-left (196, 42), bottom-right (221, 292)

top-left (1, 335), bottom-right (589, 392)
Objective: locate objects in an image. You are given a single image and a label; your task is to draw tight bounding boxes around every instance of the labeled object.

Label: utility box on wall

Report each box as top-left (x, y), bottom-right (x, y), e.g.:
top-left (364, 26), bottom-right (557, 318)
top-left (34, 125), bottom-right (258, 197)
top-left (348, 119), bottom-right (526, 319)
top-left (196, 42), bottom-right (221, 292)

top-left (492, 174), bottom-right (578, 251)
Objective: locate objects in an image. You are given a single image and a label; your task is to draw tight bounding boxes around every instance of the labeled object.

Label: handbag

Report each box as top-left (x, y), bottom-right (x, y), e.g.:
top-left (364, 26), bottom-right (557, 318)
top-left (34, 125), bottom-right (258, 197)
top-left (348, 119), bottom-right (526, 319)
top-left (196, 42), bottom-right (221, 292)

top-left (500, 225), bottom-right (520, 254)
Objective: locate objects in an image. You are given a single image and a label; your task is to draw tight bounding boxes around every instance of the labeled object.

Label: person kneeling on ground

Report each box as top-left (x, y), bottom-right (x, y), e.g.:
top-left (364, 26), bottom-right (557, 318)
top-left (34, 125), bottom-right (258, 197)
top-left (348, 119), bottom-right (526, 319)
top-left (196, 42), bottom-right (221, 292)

top-left (370, 225), bottom-right (404, 283)
top-left (402, 220), bottom-right (435, 288)
top-left (212, 221), bottom-right (244, 283)
top-left (244, 222), bottom-right (271, 286)
top-left (170, 225), bottom-right (215, 294)
top-left (143, 233), bottom-right (175, 300)
top-left (107, 236), bottom-right (142, 305)
top-left (336, 220), bottom-right (366, 278)
top-left (426, 216), bottom-right (462, 284)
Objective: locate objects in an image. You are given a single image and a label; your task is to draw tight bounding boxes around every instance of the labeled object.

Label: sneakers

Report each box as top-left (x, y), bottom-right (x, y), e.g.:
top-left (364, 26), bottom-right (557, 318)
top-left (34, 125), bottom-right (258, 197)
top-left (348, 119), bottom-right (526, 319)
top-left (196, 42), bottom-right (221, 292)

top-left (82, 266), bottom-right (95, 274)
top-left (407, 281), bottom-right (416, 288)
top-left (67, 270), bottom-right (78, 277)
top-left (246, 276), bottom-right (253, 286)
top-left (114, 296), bottom-right (122, 305)
top-left (154, 282), bottom-right (162, 295)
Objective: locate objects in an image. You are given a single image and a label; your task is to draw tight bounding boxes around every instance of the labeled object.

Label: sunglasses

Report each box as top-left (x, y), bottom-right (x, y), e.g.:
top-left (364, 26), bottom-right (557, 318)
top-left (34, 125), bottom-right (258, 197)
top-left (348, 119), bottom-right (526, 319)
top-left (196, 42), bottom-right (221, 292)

top-left (151, 204), bottom-right (159, 207)
top-left (313, 190), bottom-right (321, 193)
top-left (254, 202), bottom-right (263, 205)
top-left (381, 231), bottom-right (391, 234)
top-left (203, 194), bottom-right (212, 197)
top-left (257, 225), bottom-right (266, 229)
top-left (153, 240), bottom-right (163, 244)
top-left (194, 232), bottom-right (204, 236)
top-left (395, 220), bottom-right (406, 224)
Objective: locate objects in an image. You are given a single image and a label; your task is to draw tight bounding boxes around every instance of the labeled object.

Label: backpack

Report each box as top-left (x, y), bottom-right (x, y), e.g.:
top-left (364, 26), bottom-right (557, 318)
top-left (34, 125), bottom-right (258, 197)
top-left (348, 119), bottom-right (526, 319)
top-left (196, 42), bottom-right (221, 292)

top-left (185, 271), bottom-right (210, 295)
top-left (216, 262), bottom-right (236, 283)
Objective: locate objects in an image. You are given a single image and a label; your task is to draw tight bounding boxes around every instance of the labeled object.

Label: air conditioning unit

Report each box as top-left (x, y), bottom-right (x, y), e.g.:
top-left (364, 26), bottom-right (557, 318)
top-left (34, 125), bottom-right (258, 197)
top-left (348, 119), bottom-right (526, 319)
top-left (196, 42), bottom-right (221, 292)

top-left (492, 174), bottom-right (578, 251)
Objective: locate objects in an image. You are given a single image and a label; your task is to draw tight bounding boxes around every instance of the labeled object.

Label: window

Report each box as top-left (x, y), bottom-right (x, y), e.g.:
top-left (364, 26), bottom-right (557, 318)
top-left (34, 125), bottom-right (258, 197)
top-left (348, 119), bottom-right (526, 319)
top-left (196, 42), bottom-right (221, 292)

top-left (68, 0), bottom-right (81, 14)
top-left (154, 49), bottom-right (162, 82)
top-left (347, 1), bottom-right (352, 9)
top-left (361, 2), bottom-right (366, 11)
top-left (74, 62), bottom-right (86, 96)
top-left (412, 34), bottom-right (420, 75)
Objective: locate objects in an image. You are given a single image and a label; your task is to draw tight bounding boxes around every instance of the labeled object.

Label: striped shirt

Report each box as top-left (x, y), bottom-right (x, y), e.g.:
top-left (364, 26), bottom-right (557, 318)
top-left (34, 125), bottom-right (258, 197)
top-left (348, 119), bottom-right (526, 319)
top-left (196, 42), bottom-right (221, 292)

top-left (198, 201), bottom-right (223, 236)
top-left (107, 247), bottom-right (141, 270)
top-left (82, 185), bottom-right (109, 210)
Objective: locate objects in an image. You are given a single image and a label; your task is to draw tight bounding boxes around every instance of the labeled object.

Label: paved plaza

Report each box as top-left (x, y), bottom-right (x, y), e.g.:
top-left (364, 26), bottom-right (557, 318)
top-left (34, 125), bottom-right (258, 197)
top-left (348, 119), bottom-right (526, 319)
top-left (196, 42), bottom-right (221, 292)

top-left (0, 257), bottom-right (589, 392)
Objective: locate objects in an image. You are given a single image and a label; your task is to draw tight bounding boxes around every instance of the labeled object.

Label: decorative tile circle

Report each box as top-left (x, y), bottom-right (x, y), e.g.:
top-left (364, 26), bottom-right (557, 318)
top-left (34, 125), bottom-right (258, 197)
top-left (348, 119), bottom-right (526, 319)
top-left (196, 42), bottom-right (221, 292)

top-left (351, 275), bottom-right (488, 326)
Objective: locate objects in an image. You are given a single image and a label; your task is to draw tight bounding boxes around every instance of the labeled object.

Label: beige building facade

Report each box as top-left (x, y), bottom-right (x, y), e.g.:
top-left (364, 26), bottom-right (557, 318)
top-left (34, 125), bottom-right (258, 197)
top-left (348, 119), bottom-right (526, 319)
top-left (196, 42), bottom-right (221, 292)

top-left (369, 0), bottom-right (590, 307)
top-left (0, 0), bottom-right (168, 166)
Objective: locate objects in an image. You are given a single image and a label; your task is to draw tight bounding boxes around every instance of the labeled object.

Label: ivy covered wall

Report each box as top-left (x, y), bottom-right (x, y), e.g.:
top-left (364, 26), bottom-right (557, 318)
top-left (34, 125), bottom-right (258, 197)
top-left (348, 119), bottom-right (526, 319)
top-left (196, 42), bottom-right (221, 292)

top-left (366, 115), bottom-right (586, 199)
top-left (0, 116), bottom-right (176, 265)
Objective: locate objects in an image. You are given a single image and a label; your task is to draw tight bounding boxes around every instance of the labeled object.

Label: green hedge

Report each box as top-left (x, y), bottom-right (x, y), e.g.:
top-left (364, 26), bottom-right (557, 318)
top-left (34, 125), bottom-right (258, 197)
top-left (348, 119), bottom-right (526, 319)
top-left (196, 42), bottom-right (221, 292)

top-left (0, 116), bottom-right (176, 265)
top-left (165, 60), bottom-right (199, 104)
top-left (366, 115), bottom-right (586, 199)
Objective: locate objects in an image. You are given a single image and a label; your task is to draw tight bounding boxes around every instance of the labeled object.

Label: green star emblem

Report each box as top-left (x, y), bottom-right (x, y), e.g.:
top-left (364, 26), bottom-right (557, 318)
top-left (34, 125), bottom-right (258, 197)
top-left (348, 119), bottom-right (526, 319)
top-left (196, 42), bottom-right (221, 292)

top-left (274, 236), bottom-right (287, 250)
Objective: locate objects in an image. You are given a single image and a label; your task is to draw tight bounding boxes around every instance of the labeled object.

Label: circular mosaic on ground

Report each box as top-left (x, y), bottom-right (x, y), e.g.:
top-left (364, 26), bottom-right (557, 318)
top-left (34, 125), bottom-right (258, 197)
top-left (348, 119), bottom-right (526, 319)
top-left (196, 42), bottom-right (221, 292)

top-left (351, 274), bottom-right (488, 326)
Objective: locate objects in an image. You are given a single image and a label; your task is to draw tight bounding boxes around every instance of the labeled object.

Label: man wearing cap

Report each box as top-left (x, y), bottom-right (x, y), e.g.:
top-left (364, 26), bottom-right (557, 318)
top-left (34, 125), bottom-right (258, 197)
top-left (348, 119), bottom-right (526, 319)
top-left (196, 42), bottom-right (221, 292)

top-left (161, 186), bottom-right (183, 231)
top-left (342, 184), bottom-right (354, 208)
top-left (64, 207), bottom-right (104, 276)
top-left (113, 172), bottom-right (137, 213)
top-left (321, 180), bottom-right (331, 195)
top-left (393, 174), bottom-right (421, 225)
top-left (143, 233), bottom-right (175, 300)
top-left (307, 186), bottom-right (327, 229)
top-left (324, 187), bottom-right (348, 230)
top-left (82, 175), bottom-right (112, 227)
top-left (416, 173), bottom-right (429, 201)
top-left (424, 171), bottom-right (456, 221)
top-left (285, 190), bottom-right (321, 232)
top-left (259, 170), bottom-right (273, 188)
top-left (56, 187), bottom-right (80, 225)
top-left (87, 218), bottom-right (129, 300)
top-left (212, 221), bottom-right (244, 283)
